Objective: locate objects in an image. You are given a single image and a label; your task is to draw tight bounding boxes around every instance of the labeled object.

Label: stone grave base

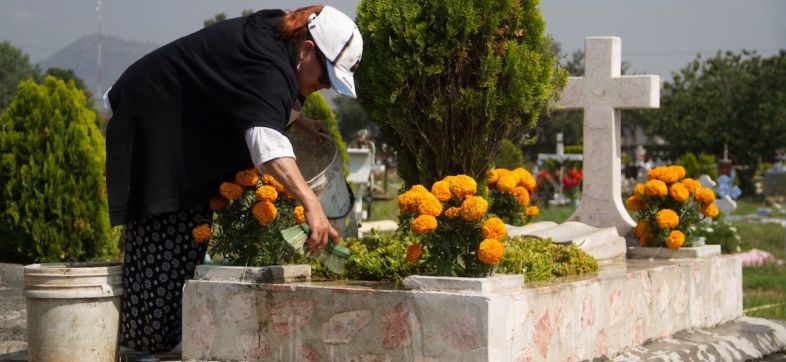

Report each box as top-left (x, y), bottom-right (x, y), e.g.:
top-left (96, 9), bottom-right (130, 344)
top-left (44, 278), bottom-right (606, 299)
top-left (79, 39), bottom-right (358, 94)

top-left (182, 255), bottom-right (742, 361)
top-left (627, 244), bottom-right (722, 259)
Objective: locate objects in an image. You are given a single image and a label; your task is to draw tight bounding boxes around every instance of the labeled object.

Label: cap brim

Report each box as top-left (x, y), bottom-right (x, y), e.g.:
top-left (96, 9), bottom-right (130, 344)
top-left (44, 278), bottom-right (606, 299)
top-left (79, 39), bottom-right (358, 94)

top-left (325, 60), bottom-right (357, 98)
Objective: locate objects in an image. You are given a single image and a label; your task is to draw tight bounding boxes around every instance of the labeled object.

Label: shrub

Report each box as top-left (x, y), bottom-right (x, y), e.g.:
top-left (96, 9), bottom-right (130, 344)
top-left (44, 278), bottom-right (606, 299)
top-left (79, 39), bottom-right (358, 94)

top-left (677, 151), bottom-right (717, 179)
top-left (498, 236), bottom-right (598, 282)
top-left (0, 76), bottom-right (113, 262)
top-left (494, 139), bottom-right (524, 170)
top-left (356, 0), bottom-right (566, 187)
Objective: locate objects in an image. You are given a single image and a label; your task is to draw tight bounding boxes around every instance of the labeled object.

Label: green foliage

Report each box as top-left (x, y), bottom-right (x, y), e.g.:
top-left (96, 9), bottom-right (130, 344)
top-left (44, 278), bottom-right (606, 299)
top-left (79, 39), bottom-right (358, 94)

top-left (0, 41), bottom-right (40, 112)
top-left (203, 13), bottom-right (227, 27)
top-left (333, 96), bottom-right (373, 144)
top-left (498, 236), bottom-right (598, 282)
top-left (208, 185), bottom-right (299, 266)
top-left (648, 51), bottom-right (786, 193)
top-left (692, 220), bottom-right (741, 254)
top-left (356, 0), bottom-right (566, 187)
top-left (493, 139), bottom-right (524, 170)
top-left (677, 151), bottom-right (717, 179)
top-left (0, 76), bottom-right (113, 263)
top-left (342, 232), bottom-right (421, 282)
top-left (302, 93), bottom-right (349, 176)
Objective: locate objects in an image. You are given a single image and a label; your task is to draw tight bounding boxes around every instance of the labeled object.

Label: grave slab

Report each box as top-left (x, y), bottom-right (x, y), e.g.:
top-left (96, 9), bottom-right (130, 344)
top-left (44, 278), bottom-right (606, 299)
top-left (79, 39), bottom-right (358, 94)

top-left (182, 255), bottom-right (742, 361)
top-left (627, 245), bottom-right (722, 259)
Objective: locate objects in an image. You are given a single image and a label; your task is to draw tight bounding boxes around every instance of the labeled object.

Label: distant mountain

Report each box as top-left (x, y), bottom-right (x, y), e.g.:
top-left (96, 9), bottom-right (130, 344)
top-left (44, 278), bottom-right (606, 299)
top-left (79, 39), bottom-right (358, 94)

top-left (38, 34), bottom-right (159, 100)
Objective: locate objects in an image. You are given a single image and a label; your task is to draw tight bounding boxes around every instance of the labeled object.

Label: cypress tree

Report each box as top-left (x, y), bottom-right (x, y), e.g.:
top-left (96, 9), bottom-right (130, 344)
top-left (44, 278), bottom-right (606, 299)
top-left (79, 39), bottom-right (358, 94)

top-left (356, 0), bottom-right (566, 187)
top-left (0, 76), bottom-right (114, 262)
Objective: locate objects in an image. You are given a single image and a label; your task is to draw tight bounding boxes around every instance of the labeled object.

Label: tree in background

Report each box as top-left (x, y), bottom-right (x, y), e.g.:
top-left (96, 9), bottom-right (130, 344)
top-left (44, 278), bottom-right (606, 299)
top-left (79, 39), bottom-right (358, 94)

top-left (203, 10), bottom-right (255, 27)
top-left (333, 96), bottom-right (374, 144)
top-left (0, 76), bottom-right (114, 263)
top-left (677, 152), bottom-right (717, 179)
top-left (0, 41), bottom-right (40, 112)
top-left (493, 139), bottom-right (525, 170)
top-left (301, 92), bottom-right (349, 176)
top-left (647, 50), bottom-right (786, 192)
top-left (357, 0), bottom-right (565, 187)
top-left (203, 13), bottom-right (227, 27)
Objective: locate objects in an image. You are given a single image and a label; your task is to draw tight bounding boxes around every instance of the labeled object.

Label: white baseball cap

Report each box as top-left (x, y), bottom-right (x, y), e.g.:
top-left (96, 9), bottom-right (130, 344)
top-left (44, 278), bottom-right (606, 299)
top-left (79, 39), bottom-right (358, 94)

top-left (307, 6), bottom-right (363, 98)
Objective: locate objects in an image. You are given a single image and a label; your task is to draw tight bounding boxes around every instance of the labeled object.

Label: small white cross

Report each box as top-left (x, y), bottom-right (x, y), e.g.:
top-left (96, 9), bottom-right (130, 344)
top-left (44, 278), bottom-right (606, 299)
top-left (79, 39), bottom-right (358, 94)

top-left (558, 37), bottom-right (660, 236)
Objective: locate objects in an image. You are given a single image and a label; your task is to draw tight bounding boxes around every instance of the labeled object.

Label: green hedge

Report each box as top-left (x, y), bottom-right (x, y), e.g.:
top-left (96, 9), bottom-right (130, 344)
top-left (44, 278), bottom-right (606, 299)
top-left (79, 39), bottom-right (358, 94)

top-left (0, 76), bottom-right (114, 263)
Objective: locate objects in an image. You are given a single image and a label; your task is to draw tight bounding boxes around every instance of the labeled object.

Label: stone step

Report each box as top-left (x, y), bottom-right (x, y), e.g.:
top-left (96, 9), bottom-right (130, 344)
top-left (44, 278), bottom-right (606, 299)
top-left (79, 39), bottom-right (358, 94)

top-left (611, 317), bottom-right (786, 361)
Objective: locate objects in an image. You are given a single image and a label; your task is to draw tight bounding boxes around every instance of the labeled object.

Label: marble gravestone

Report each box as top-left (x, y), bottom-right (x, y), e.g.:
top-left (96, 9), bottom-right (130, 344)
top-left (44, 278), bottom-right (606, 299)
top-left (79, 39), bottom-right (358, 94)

top-left (509, 37), bottom-right (660, 260)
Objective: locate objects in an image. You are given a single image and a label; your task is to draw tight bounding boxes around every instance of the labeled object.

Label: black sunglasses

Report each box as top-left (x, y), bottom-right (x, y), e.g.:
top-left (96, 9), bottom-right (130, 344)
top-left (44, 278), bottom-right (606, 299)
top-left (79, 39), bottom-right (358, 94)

top-left (313, 47), bottom-right (332, 86)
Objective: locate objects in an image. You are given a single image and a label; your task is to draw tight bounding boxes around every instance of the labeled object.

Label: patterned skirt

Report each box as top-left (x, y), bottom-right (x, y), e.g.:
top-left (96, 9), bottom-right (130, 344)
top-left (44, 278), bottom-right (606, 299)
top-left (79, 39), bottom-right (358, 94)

top-left (119, 204), bottom-right (211, 353)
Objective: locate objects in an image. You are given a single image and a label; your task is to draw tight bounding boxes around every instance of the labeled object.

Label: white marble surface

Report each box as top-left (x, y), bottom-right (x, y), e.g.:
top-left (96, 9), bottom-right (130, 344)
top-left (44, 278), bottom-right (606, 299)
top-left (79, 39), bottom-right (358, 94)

top-left (508, 221), bottom-right (626, 261)
top-left (557, 36), bottom-right (660, 237)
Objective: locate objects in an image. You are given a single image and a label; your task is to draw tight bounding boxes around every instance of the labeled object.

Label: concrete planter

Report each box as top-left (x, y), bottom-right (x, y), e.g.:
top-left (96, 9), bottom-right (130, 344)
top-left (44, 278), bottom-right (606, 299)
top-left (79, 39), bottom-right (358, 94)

top-left (182, 255), bottom-right (742, 361)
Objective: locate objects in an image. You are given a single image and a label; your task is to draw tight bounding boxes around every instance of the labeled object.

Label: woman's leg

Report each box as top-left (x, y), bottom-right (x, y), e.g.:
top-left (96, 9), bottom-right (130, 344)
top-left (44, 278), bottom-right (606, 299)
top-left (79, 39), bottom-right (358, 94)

top-left (119, 204), bottom-right (211, 353)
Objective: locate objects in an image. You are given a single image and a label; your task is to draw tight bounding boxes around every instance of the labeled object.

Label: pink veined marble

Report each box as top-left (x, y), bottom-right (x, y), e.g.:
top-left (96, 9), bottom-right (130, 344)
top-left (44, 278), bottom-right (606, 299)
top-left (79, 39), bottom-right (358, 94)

top-left (380, 303), bottom-right (419, 350)
top-left (440, 314), bottom-right (480, 350)
top-left (533, 309), bottom-right (552, 358)
top-left (271, 297), bottom-right (314, 336)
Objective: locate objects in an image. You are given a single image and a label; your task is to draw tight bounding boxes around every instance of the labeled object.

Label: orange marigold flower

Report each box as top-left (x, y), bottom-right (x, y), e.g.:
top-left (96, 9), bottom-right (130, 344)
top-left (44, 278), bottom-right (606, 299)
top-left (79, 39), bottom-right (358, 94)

top-left (445, 207), bottom-right (461, 219)
top-left (496, 174), bottom-right (518, 193)
top-left (656, 209), bottom-right (680, 229)
top-left (701, 203), bottom-right (719, 218)
top-left (482, 217), bottom-right (507, 241)
top-left (695, 188), bottom-right (715, 205)
top-left (252, 201), bottom-right (277, 225)
top-left (634, 183), bottom-right (645, 197)
top-left (635, 220), bottom-right (652, 238)
top-left (398, 190), bottom-right (417, 214)
top-left (294, 205), bottom-right (306, 224)
top-left (410, 184), bottom-right (429, 194)
top-left (669, 165), bottom-right (686, 181)
top-left (681, 178), bottom-right (701, 194)
top-left (487, 169), bottom-right (501, 185)
top-left (209, 195), bottom-right (228, 212)
top-left (666, 230), bottom-right (685, 249)
top-left (525, 205), bottom-right (539, 217)
top-left (405, 243), bottom-right (423, 263)
top-left (234, 169), bottom-right (259, 187)
top-left (460, 196), bottom-right (488, 222)
top-left (192, 224), bottom-right (212, 243)
top-left (412, 214), bottom-right (438, 235)
top-left (514, 168), bottom-right (536, 191)
top-left (255, 185), bottom-right (278, 203)
top-left (430, 181), bottom-right (452, 202)
top-left (417, 193), bottom-right (443, 217)
top-left (644, 179), bottom-right (668, 198)
top-left (669, 183), bottom-right (690, 203)
top-left (626, 195), bottom-right (646, 212)
top-left (448, 175), bottom-right (477, 200)
top-left (219, 182), bottom-right (244, 200)
top-left (647, 166), bottom-right (664, 180)
top-left (262, 174), bottom-right (285, 192)
top-left (478, 239), bottom-right (505, 265)
top-left (511, 186), bottom-right (530, 206)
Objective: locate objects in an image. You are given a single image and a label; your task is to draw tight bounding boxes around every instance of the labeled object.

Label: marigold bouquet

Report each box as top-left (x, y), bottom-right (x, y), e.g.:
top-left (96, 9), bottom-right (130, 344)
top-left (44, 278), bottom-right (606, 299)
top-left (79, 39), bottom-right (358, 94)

top-left (191, 168), bottom-right (307, 266)
top-left (486, 167), bottom-right (540, 226)
top-left (399, 174), bottom-right (508, 277)
top-left (625, 165), bottom-right (720, 249)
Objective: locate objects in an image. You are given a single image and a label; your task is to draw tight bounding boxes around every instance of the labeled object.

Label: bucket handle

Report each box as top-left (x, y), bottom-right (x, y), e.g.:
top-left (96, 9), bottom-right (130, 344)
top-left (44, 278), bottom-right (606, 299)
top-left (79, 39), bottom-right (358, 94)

top-left (325, 181), bottom-right (355, 220)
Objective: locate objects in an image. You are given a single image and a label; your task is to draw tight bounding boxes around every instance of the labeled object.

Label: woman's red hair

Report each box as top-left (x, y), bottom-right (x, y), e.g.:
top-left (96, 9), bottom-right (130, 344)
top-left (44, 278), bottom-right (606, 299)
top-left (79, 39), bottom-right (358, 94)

top-left (278, 5), bottom-right (324, 41)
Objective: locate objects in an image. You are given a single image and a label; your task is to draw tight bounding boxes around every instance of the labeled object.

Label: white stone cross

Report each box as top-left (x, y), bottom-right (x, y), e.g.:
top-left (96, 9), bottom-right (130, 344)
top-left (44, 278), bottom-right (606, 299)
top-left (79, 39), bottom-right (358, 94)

top-left (558, 37), bottom-right (660, 236)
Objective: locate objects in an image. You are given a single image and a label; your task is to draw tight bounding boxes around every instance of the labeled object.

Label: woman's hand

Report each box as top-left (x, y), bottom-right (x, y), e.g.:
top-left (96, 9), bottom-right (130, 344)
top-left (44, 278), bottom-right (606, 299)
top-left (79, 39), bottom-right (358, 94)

top-left (262, 157), bottom-right (339, 254)
top-left (295, 115), bottom-right (327, 144)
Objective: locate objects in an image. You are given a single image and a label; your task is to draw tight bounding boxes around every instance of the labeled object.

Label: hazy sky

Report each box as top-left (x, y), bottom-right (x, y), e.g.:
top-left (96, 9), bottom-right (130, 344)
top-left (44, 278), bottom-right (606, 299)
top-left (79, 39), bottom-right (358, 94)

top-left (1, 0), bottom-right (784, 80)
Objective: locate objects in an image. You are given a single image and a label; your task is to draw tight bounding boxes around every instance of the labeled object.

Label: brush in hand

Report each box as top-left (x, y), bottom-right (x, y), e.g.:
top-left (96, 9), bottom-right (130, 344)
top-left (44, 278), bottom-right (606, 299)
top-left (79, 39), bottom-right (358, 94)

top-left (280, 223), bottom-right (350, 274)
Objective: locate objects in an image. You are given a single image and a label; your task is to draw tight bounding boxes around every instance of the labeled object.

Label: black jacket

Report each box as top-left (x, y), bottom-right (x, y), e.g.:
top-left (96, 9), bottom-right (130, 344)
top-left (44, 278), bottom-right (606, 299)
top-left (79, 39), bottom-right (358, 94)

top-left (106, 10), bottom-right (298, 225)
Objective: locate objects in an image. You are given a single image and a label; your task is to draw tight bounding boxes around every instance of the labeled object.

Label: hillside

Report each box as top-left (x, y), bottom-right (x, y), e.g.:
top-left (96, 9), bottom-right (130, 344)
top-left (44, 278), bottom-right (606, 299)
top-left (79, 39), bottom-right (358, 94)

top-left (38, 34), bottom-right (159, 99)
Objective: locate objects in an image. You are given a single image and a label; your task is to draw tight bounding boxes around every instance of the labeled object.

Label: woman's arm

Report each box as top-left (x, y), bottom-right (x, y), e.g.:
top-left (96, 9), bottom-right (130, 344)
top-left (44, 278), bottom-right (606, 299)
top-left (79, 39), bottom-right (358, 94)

top-left (262, 157), bottom-right (338, 254)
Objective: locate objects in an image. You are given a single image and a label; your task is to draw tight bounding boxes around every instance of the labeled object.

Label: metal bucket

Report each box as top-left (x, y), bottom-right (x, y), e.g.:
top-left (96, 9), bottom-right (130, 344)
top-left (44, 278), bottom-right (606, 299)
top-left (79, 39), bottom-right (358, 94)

top-left (290, 132), bottom-right (357, 238)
